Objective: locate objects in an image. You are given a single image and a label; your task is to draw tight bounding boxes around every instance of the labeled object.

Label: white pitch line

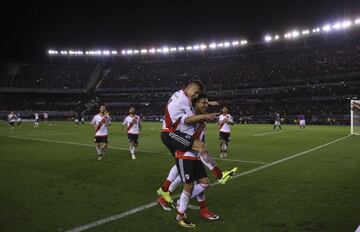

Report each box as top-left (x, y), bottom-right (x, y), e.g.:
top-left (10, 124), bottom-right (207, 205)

top-left (10, 136), bottom-right (266, 164)
top-left (214, 157), bottom-right (268, 165)
top-left (254, 129), bottom-right (299, 136)
top-left (63, 134), bottom-right (351, 232)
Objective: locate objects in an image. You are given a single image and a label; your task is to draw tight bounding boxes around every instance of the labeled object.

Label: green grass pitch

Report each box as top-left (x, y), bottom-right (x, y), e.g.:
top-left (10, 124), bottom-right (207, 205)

top-left (0, 121), bottom-right (359, 232)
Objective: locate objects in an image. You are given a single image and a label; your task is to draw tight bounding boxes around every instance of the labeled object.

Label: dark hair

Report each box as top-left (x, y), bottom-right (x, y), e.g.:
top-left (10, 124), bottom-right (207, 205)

top-left (186, 80), bottom-right (204, 91)
top-left (192, 93), bottom-right (208, 105)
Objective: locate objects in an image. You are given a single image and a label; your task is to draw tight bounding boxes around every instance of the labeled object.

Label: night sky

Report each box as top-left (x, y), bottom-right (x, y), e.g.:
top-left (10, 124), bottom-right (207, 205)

top-left (2, 0), bottom-right (359, 61)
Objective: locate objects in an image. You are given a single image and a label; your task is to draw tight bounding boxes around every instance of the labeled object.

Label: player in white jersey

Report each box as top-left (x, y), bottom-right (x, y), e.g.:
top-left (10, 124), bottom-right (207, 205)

top-left (91, 105), bottom-right (111, 160)
top-left (43, 112), bottom-right (50, 125)
top-left (17, 113), bottom-right (22, 126)
top-left (8, 112), bottom-right (17, 130)
top-left (122, 107), bottom-right (141, 160)
top-left (218, 107), bottom-right (234, 158)
top-left (34, 113), bottom-right (39, 127)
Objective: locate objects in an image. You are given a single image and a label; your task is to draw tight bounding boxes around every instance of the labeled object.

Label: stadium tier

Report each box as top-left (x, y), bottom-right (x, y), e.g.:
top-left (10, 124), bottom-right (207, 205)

top-left (1, 31), bottom-right (359, 124)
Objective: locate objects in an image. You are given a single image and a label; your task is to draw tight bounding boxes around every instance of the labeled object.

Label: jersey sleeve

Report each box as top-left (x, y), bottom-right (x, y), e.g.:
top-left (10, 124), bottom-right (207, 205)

top-left (90, 116), bottom-right (96, 125)
top-left (122, 117), bottom-right (127, 125)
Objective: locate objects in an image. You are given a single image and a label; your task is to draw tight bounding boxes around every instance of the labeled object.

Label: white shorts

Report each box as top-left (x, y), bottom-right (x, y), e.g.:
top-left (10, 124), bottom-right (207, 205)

top-left (274, 120), bottom-right (281, 126)
top-left (300, 120), bottom-right (305, 126)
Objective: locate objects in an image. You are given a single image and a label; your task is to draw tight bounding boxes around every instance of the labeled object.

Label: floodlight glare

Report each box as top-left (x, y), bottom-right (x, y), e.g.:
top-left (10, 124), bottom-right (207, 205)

top-left (342, 20), bottom-right (352, 28)
top-left (209, 43), bottom-right (217, 48)
top-left (200, 44), bottom-right (207, 50)
top-left (224, 42), bottom-right (230, 47)
top-left (240, 40), bottom-right (247, 45)
top-left (323, 24), bottom-right (331, 31)
top-left (265, 35), bottom-right (272, 42)
top-left (186, 46), bottom-right (193, 50)
top-left (232, 41), bottom-right (239, 46)
top-left (178, 47), bottom-right (185, 51)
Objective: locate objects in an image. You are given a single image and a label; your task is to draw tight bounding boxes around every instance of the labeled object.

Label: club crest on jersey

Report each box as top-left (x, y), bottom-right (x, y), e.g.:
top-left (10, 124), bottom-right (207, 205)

top-left (185, 174), bottom-right (190, 180)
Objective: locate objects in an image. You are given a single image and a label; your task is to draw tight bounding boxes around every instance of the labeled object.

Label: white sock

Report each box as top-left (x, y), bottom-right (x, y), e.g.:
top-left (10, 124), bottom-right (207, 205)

top-left (191, 183), bottom-right (210, 198)
top-left (178, 190), bottom-right (191, 214)
top-left (167, 165), bottom-right (179, 182)
top-left (169, 176), bottom-right (182, 192)
top-left (101, 147), bottom-right (107, 154)
top-left (96, 147), bottom-right (102, 155)
top-left (221, 143), bottom-right (227, 152)
top-left (129, 144), bottom-right (134, 155)
top-left (199, 151), bottom-right (216, 170)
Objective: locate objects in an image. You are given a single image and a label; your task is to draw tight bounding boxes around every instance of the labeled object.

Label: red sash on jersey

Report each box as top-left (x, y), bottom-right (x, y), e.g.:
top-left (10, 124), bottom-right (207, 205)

top-left (164, 107), bottom-right (181, 132)
top-left (219, 117), bottom-right (228, 130)
top-left (96, 116), bottom-right (107, 133)
top-left (127, 116), bottom-right (138, 132)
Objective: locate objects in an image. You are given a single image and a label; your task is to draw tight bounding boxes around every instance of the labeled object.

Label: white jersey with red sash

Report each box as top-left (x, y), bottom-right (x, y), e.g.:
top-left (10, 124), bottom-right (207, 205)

top-left (162, 89), bottom-right (195, 132)
top-left (123, 115), bottom-right (141, 134)
top-left (219, 114), bottom-right (233, 133)
top-left (175, 113), bottom-right (206, 160)
top-left (91, 114), bottom-right (110, 137)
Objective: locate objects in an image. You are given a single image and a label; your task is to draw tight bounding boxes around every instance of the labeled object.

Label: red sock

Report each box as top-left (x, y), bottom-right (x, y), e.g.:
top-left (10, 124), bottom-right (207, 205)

top-left (162, 180), bottom-right (172, 192)
top-left (199, 200), bottom-right (206, 209)
top-left (211, 167), bottom-right (223, 179)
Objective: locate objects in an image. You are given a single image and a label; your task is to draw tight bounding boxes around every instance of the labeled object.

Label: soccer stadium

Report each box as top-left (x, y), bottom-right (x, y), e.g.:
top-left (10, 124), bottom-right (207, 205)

top-left (1, 2), bottom-right (360, 232)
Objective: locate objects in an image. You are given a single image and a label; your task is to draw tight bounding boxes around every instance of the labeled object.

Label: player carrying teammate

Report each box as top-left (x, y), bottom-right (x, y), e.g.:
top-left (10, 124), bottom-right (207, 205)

top-left (273, 112), bottom-right (282, 130)
top-left (91, 105), bottom-right (111, 160)
top-left (122, 107), bottom-right (141, 160)
top-left (218, 106), bottom-right (234, 158)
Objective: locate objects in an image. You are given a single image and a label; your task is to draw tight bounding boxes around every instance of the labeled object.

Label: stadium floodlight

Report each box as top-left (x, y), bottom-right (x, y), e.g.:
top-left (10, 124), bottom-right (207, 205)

top-left (102, 50), bottom-right (110, 55)
top-left (302, 30), bottom-right (309, 35)
top-left (274, 35), bottom-right (280, 40)
top-left (355, 18), bottom-right (360, 24)
top-left (240, 40), bottom-right (247, 45)
top-left (312, 27), bottom-right (320, 33)
top-left (332, 22), bottom-right (341, 30)
top-left (156, 48), bottom-right (162, 53)
top-left (224, 42), bottom-right (230, 47)
top-left (186, 46), bottom-right (193, 50)
top-left (141, 49), bottom-right (148, 54)
top-left (284, 33), bottom-right (291, 39)
top-left (209, 43), bottom-right (217, 49)
top-left (232, 40), bottom-right (239, 46)
top-left (342, 20), bottom-right (352, 28)
top-left (193, 45), bottom-right (200, 50)
top-left (322, 24), bottom-right (331, 32)
top-left (217, 43), bottom-right (224, 47)
top-left (133, 50), bottom-right (139, 54)
top-left (170, 47), bottom-right (177, 52)
top-left (162, 47), bottom-right (169, 53)
top-left (61, 50), bottom-right (67, 55)
top-left (200, 44), bottom-right (207, 50)
top-left (292, 30), bottom-right (299, 37)
top-left (149, 48), bottom-right (156, 54)
top-left (265, 35), bottom-right (272, 42)
top-left (121, 50), bottom-right (126, 55)
top-left (111, 50), bottom-right (117, 55)
top-left (126, 50), bottom-right (133, 54)
top-left (178, 46), bottom-right (185, 51)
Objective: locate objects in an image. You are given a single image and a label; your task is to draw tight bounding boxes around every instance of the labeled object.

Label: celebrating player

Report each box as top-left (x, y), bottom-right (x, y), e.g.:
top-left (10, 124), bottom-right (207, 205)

top-left (90, 105), bottom-right (111, 160)
top-left (34, 112), bottom-right (39, 127)
top-left (8, 111), bottom-right (17, 131)
top-left (122, 107), bottom-right (141, 160)
top-left (218, 106), bottom-right (234, 158)
top-left (298, 114), bottom-right (306, 129)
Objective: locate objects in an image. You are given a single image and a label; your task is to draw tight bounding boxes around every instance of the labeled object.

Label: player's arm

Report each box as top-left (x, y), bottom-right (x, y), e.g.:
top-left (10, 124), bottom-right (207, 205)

top-left (121, 118), bottom-right (127, 132)
top-left (184, 113), bottom-right (220, 124)
top-left (90, 117), bottom-right (96, 129)
top-left (228, 116), bottom-right (234, 125)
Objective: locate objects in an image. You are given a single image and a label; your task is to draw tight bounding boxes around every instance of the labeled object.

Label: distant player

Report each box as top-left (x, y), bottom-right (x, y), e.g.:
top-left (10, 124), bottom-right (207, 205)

top-left (43, 112), bottom-right (49, 124)
top-left (91, 105), bottom-right (111, 160)
top-left (122, 107), bottom-right (141, 160)
top-left (218, 106), bottom-right (234, 158)
top-left (273, 112), bottom-right (282, 130)
top-left (17, 112), bottom-right (22, 126)
top-left (34, 112), bottom-right (39, 127)
top-left (298, 114), bottom-right (306, 129)
top-left (81, 114), bottom-right (85, 125)
top-left (8, 111), bottom-right (17, 130)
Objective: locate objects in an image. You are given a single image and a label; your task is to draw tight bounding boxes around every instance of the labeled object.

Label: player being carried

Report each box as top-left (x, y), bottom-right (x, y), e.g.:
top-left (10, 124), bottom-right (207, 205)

top-left (218, 106), bottom-right (234, 158)
top-left (8, 111), bottom-right (17, 131)
top-left (91, 105), bottom-right (111, 160)
top-left (273, 112), bottom-right (282, 130)
top-left (122, 107), bottom-right (141, 160)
